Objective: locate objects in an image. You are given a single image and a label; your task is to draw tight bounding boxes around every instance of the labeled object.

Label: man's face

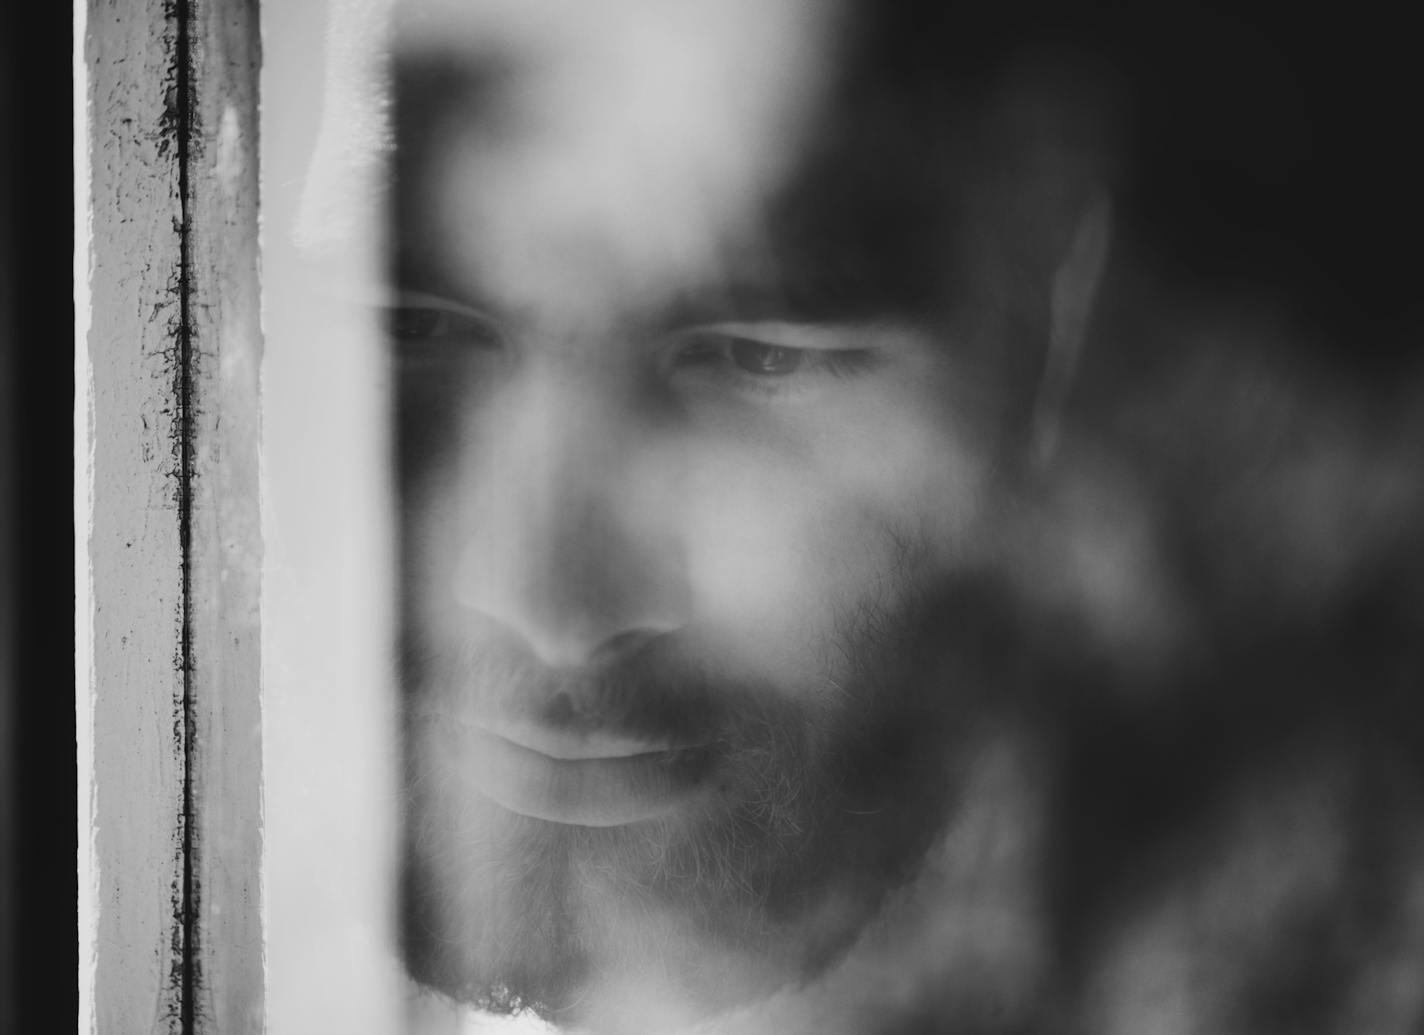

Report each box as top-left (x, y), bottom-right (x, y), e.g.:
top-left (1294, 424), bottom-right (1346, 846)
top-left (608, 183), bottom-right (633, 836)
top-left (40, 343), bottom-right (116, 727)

top-left (392, 3), bottom-right (1046, 1027)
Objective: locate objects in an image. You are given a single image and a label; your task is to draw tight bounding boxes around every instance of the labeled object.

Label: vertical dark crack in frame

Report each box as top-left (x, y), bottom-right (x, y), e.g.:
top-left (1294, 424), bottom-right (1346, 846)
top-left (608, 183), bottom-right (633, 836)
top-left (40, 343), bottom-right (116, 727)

top-left (172, 0), bottom-right (199, 1029)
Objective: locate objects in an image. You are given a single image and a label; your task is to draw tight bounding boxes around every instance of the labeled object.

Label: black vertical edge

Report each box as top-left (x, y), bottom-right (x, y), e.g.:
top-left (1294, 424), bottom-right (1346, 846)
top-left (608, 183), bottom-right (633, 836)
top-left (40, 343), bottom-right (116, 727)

top-left (0, 0), bottom-right (13, 1025)
top-left (157, 0), bottom-right (199, 1026)
top-left (4, 0), bottom-right (77, 1029)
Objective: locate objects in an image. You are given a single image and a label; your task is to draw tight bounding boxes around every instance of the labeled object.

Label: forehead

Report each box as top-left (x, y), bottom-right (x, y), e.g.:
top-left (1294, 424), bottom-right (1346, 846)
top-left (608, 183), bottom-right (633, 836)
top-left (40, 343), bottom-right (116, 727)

top-left (389, 1), bottom-right (985, 327)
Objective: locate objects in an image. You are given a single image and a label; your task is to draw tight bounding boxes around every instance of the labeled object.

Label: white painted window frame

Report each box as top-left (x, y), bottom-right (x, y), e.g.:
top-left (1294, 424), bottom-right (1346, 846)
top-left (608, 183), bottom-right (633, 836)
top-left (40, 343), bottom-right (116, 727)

top-left (77, 0), bottom-right (264, 1029)
top-left (78, 0), bottom-right (405, 1028)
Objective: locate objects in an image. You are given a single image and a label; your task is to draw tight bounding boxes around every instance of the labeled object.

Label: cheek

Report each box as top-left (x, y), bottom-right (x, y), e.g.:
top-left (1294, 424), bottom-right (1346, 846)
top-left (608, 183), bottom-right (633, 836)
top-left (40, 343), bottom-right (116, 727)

top-left (403, 476), bottom-right (465, 650)
top-left (679, 402), bottom-right (994, 688)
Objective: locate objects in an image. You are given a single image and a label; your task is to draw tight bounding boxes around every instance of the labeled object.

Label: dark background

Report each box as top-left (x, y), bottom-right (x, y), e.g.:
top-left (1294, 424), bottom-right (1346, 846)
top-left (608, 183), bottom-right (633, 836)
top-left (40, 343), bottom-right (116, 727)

top-left (2, 0), bottom-right (77, 1028)
top-left (1, 2), bottom-right (1419, 1030)
top-left (955, 1), bottom-right (1422, 375)
top-left (1098, 5), bottom-right (1421, 373)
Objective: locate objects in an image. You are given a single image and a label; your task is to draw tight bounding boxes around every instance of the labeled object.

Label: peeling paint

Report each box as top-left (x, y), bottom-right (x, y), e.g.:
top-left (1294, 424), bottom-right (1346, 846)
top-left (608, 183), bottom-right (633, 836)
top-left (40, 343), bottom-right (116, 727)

top-left (81, 0), bottom-right (263, 1029)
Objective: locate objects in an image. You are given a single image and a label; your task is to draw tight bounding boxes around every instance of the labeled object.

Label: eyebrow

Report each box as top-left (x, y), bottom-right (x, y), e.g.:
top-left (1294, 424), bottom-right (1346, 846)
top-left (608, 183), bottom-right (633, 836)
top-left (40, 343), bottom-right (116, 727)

top-left (390, 246), bottom-right (510, 319)
top-left (646, 177), bottom-right (972, 332)
top-left (647, 251), bottom-right (956, 333)
top-left (386, 251), bottom-right (957, 345)
top-left (652, 280), bottom-right (847, 330)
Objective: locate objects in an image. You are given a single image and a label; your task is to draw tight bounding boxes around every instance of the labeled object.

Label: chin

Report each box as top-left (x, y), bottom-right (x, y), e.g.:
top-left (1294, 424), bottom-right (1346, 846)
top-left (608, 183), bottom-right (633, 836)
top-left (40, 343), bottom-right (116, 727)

top-left (398, 577), bottom-right (1018, 1028)
top-left (398, 714), bottom-right (861, 1021)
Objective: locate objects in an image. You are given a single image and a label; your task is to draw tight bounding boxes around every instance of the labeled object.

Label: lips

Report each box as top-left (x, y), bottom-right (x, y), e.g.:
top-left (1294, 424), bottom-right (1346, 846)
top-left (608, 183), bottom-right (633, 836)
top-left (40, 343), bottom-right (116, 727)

top-left (481, 714), bottom-right (686, 761)
top-left (458, 721), bottom-right (718, 827)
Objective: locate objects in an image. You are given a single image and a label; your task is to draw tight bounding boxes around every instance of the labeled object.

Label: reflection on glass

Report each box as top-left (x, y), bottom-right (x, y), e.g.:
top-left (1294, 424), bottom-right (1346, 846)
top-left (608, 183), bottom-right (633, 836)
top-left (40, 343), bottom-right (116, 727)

top-left (298, 2), bottom-right (1424, 1032)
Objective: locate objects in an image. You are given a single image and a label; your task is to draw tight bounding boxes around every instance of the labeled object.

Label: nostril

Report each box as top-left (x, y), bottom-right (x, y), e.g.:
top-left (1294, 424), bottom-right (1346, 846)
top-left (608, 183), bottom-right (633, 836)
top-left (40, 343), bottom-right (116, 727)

top-left (466, 614), bottom-right (677, 670)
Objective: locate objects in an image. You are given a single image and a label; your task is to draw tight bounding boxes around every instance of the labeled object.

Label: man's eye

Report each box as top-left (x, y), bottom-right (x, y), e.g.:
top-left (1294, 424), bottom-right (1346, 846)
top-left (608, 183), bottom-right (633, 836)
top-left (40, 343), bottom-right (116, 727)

top-left (387, 306), bottom-right (450, 339)
top-left (384, 305), bottom-right (502, 350)
top-left (728, 339), bottom-right (804, 376)
top-left (673, 329), bottom-right (877, 389)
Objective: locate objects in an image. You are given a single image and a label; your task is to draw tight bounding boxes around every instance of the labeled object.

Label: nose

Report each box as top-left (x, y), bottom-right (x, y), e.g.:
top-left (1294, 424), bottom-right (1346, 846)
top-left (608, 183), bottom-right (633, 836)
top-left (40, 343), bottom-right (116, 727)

top-left (449, 374), bottom-right (689, 667)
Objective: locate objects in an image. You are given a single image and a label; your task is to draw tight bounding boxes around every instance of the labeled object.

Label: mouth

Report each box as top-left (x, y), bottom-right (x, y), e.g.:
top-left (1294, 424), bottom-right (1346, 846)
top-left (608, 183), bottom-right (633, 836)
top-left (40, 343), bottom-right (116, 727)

top-left (455, 721), bottom-right (719, 827)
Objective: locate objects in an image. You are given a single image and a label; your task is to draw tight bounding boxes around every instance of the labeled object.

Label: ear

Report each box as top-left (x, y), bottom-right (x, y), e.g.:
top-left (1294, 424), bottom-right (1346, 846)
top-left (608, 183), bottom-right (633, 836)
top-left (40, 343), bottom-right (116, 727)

top-left (1030, 193), bottom-right (1112, 464)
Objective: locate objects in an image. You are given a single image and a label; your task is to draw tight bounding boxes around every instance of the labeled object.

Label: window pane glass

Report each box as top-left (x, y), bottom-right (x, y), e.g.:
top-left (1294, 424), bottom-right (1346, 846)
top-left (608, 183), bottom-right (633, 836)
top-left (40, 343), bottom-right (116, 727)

top-left (263, 4), bottom-right (1424, 1033)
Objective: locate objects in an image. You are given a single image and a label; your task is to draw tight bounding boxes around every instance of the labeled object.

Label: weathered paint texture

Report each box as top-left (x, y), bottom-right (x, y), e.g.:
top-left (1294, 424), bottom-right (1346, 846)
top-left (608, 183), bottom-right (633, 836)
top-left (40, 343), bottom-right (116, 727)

top-left (81, 1), bottom-right (188, 1028)
top-left (79, 0), bottom-right (262, 1030)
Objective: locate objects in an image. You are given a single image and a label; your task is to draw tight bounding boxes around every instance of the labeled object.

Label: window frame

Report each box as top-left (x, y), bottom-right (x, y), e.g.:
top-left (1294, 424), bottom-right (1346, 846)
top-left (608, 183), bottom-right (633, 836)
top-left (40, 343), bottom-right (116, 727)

top-left (77, 0), bottom-right (263, 1029)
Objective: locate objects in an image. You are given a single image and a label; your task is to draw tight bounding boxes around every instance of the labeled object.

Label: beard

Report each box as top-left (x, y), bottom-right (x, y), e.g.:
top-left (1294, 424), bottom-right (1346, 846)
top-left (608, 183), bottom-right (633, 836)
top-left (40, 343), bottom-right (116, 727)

top-left (398, 572), bottom-right (1019, 1029)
